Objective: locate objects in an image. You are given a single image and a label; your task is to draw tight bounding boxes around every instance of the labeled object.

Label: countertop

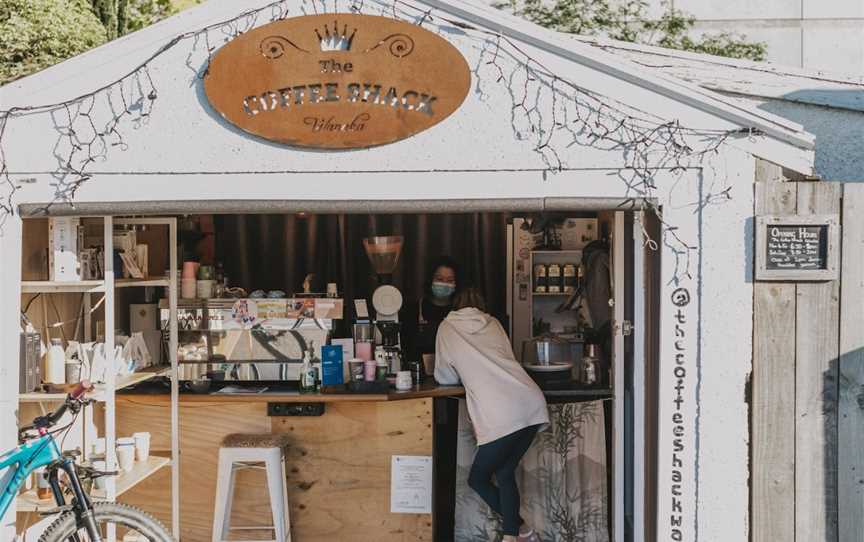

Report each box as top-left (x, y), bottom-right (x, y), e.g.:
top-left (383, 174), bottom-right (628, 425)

top-left (117, 381), bottom-right (466, 404)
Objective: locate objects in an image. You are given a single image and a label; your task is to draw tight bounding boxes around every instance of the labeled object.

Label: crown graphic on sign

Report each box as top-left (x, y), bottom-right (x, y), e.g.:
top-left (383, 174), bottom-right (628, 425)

top-left (316, 21), bottom-right (357, 51)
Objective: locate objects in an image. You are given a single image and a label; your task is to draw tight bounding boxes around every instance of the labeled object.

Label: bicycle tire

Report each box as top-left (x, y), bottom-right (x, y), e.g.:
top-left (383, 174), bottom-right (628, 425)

top-left (38, 501), bottom-right (173, 542)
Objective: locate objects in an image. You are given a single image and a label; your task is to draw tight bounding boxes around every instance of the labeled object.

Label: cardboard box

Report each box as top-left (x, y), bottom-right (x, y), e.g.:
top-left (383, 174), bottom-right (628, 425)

top-left (49, 217), bottom-right (81, 281)
top-left (314, 298), bottom-right (344, 319)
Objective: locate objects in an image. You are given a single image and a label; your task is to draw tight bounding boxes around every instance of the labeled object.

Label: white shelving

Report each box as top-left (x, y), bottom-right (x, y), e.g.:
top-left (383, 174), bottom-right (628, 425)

top-left (18, 216), bottom-right (180, 539)
top-left (19, 365), bottom-right (171, 403)
top-left (21, 280), bottom-right (106, 293)
top-left (115, 278), bottom-right (171, 288)
top-left (17, 456), bottom-right (171, 512)
top-left (21, 278), bottom-right (170, 293)
top-left (91, 456), bottom-right (171, 499)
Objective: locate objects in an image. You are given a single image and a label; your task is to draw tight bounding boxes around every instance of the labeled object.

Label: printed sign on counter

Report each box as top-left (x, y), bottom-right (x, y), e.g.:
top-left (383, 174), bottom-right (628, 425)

top-left (390, 455), bottom-right (432, 514)
top-left (321, 344), bottom-right (344, 386)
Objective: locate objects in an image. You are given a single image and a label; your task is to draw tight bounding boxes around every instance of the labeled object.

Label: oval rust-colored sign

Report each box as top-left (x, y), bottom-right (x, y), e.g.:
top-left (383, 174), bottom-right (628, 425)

top-left (204, 14), bottom-right (472, 149)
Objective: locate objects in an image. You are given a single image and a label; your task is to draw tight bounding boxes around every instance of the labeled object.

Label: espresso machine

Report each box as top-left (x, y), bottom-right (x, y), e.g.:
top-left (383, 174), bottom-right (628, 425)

top-left (363, 236), bottom-right (404, 374)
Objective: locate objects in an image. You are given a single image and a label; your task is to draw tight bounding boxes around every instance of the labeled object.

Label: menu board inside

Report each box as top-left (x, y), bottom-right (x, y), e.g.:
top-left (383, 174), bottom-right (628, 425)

top-left (765, 224), bottom-right (829, 270)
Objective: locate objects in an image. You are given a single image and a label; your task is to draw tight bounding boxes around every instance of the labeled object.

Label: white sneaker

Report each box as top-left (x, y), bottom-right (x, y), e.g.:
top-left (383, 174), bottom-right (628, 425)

top-left (517, 528), bottom-right (541, 542)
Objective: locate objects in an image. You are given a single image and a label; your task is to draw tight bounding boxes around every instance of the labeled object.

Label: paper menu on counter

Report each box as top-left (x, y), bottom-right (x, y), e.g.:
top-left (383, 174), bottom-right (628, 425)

top-left (390, 455), bottom-right (432, 514)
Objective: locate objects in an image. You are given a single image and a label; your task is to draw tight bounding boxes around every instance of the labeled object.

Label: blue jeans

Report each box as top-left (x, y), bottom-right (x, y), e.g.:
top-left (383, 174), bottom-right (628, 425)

top-left (468, 424), bottom-right (541, 536)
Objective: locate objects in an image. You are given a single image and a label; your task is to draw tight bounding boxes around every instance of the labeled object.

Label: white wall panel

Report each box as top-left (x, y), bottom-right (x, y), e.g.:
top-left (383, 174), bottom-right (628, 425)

top-left (801, 21), bottom-right (864, 75)
top-left (673, 0), bottom-right (801, 20)
top-left (803, 0), bottom-right (864, 19)
top-left (690, 22), bottom-right (804, 68)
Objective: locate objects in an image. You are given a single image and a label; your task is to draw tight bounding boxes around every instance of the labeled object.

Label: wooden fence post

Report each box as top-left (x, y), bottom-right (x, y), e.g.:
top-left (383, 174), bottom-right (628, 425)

top-left (839, 183), bottom-right (864, 542)
top-left (752, 162), bottom-right (796, 542)
top-left (795, 182), bottom-right (841, 542)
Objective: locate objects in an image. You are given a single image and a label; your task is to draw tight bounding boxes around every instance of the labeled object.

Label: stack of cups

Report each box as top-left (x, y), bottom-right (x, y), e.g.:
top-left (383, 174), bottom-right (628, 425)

top-left (181, 261), bottom-right (199, 299)
top-left (90, 437), bottom-right (108, 491)
top-left (395, 371), bottom-right (412, 391)
top-left (133, 432), bottom-right (151, 461)
top-left (92, 459), bottom-right (107, 490)
top-left (116, 437), bottom-right (136, 472)
top-left (355, 341), bottom-right (373, 362)
top-left (197, 265), bottom-right (215, 299)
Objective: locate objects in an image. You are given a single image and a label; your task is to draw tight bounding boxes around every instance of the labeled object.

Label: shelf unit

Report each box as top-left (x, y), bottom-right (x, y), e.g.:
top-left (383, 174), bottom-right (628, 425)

top-left (17, 216), bottom-right (179, 540)
top-left (529, 249), bottom-right (584, 335)
top-left (21, 280), bottom-right (106, 293)
top-left (17, 456), bottom-right (171, 513)
top-left (19, 365), bottom-right (172, 403)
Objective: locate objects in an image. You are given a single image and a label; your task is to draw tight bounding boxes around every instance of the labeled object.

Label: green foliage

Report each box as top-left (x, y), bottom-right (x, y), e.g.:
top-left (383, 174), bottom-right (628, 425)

top-left (0, 0), bottom-right (107, 85)
top-left (499, 0), bottom-right (767, 61)
top-left (0, 0), bottom-right (201, 85)
top-left (91, 0), bottom-right (120, 39)
top-left (90, 0), bottom-right (180, 38)
top-left (125, 0), bottom-right (178, 33)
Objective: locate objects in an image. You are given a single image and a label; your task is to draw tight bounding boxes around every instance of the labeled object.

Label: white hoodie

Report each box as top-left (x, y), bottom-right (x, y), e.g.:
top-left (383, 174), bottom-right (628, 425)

top-left (435, 308), bottom-right (549, 445)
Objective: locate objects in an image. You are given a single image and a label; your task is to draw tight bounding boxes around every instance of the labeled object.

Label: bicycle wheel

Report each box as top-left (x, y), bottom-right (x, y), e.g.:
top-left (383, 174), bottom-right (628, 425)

top-left (38, 502), bottom-right (173, 542)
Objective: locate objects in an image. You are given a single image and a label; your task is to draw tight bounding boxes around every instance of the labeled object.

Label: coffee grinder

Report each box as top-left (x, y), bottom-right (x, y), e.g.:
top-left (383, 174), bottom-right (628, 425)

top-left (362, 236), bottom-right (404, 374)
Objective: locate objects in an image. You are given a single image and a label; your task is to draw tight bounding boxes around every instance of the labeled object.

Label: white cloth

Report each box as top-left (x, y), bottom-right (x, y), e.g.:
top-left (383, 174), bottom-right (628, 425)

top-left (435, 308), bottom-right (549, 445)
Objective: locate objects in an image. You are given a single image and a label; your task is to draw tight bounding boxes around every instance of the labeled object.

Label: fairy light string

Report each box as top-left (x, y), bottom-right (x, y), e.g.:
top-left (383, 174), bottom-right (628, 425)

top-left (0, 0), bottom-right (756, 283)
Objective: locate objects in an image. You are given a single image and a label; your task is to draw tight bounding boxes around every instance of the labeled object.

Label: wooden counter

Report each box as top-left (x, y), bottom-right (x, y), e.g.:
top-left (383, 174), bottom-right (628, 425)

top-left (108, 385), bottom-right (463, 542)
top-left (117, 382), bottom-right (465, 403)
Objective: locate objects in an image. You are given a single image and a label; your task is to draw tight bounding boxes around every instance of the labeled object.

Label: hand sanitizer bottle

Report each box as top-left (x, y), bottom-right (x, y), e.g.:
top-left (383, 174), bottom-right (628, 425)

top-left (300, 342), bottom-right (317, 394)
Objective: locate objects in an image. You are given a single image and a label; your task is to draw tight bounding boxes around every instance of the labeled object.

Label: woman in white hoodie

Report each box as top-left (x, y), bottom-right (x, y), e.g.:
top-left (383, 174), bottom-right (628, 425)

top-left (435, 288), bottom-right (548, 542)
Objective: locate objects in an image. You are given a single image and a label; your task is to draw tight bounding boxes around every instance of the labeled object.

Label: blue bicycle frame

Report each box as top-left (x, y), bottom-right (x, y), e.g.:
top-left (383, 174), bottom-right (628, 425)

top-left (0, 434), bottom-right (63, 517)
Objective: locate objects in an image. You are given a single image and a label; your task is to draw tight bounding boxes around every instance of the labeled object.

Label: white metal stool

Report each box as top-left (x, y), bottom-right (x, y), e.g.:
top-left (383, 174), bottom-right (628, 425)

top-left (212, 433), bottom-right (292, 542)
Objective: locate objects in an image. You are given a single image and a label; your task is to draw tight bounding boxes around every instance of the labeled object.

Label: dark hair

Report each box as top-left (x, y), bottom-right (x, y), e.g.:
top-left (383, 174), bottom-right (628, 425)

top-left (452, 287), bottom-right (486, 312)
top-left (424, 256), bottom-right (463, 298)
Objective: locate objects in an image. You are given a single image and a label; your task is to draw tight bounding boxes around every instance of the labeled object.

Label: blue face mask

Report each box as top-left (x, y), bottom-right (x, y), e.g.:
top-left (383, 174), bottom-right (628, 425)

top-left (431, 282), bottom-right (456, 299)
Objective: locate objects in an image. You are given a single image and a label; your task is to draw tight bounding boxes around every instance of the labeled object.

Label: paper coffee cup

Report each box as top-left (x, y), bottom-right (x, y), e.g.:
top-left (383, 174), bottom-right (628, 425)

top-left (396, 370), bottom-right (412, 391)
top-left (133, 432), bottom-right (151, 462)
top-left (181, 278), bottom-right (197, 299)
top-left (92, 437), bottom-right (106, 457)
top-left (117, 437), bottom-right (136, 472)
top-left (196, 279), bottom-right (215, 299)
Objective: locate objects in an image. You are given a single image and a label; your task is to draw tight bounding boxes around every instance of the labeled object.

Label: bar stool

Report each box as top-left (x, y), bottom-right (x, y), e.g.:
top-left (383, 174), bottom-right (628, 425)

top-left (212, 433), bottom-right (292, 542)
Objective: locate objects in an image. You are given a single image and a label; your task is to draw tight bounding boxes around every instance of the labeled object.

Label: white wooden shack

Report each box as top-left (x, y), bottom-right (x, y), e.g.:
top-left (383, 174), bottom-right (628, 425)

top-left (0, 1), bottom-right (860, 541)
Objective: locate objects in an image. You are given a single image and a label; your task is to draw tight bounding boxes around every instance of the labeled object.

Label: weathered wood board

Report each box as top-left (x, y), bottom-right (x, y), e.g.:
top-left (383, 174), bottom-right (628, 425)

top-left (751, 167), bottom-right (796, 542)
top-left (794, 182), bottom-right (840, 542)
top-left (839, 183), bottom-right (864, 542)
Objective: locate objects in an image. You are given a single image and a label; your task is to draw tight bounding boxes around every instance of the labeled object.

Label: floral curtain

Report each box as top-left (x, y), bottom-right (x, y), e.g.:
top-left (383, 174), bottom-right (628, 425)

top-left (455, 400), bottom-right (609, 542)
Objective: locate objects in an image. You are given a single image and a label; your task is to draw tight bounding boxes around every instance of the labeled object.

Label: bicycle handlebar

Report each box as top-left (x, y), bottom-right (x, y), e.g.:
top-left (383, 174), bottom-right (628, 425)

top-left (19, 380), bottom-right (94, 440)
top-left (69, 380), bottom-right (92, 401)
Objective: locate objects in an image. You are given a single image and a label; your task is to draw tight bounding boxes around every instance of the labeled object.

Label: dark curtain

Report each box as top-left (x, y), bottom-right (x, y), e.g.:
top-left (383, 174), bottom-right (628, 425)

top-left (214, 213), bottom-right (510, 331)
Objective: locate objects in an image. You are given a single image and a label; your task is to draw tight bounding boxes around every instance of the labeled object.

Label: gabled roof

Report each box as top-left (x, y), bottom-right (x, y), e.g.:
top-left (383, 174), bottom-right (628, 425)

top-left (567, 33), bottom-right (864, 113)
top-left (0, 0), bottom-right (816, 173)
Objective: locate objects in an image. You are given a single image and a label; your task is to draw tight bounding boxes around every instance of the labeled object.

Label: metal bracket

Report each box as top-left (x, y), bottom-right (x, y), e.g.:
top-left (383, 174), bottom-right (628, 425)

top-left (621, 320), bottom-right (633, 337)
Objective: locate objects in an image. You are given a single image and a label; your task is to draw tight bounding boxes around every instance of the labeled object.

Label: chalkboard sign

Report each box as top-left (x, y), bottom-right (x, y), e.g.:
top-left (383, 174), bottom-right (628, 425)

top-left (765, 224), bottom-right (828, 270)
top-left (756, 215), bottom-right (839, 281)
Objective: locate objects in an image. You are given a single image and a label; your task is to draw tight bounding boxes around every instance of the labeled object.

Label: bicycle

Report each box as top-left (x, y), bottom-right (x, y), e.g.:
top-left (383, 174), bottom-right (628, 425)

top-left (1, 381), bottom-right (173, 542)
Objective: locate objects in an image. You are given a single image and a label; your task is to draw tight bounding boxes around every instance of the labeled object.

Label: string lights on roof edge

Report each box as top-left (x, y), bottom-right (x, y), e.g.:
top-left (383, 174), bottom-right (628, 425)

top-left (0, 0), bottom-right (759, 284)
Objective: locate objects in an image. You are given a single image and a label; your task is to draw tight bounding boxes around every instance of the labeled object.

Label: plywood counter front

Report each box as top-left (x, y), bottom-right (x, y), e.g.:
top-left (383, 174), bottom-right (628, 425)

top-left (109, 385), bottom-right (463, 542)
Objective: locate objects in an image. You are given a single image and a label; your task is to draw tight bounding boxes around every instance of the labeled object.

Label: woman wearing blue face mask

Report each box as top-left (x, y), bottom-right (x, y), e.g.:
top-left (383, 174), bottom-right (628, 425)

top-left (404, 256), bottom-right (462, 366)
